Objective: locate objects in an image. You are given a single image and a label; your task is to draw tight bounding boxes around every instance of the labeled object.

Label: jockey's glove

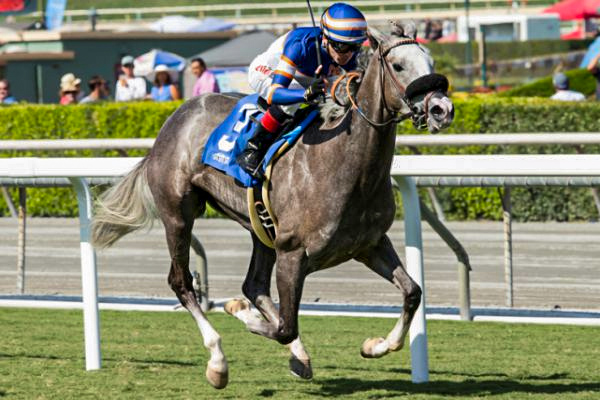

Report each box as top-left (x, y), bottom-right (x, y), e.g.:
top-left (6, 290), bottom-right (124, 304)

top-left (304, 77), bottom-right (326, 102)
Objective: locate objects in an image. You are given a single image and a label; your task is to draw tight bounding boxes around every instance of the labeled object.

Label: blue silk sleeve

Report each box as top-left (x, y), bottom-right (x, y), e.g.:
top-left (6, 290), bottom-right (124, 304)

top-left (269, 87), bottom-right (306, 104)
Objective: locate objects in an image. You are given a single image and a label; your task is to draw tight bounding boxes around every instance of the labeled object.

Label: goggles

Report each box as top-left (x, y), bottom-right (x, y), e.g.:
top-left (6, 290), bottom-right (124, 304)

top-left (328, 40), bottom-right (361, 54)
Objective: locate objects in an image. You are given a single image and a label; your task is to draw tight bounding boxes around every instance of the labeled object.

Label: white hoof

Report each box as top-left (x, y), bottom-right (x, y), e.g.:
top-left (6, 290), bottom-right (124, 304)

top-left (360, 337), bottom-right (389, 359)
top-left (205, 365), bottom-right (228, 389)
top-left (224, 298), bottom-right (250, 316)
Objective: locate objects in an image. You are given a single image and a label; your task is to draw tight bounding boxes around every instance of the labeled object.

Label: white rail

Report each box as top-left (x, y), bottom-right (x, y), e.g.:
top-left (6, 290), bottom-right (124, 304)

top-left (392, 154), bottom-right (600, 176)
top-left (0, 157), bottom-right (426, 382)
top-left (2, 133), bottom-right (599, 153)
top-left (395, 133), bottom-right (600, 147)
top-left (1, 157), bottom-right (142, 178)
top-left (0, 139), bottom-right (154, 151)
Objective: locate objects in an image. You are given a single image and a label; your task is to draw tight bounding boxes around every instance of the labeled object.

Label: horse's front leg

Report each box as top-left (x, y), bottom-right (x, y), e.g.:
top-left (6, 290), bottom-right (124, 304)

top-left (274, 247), bottom-right (307, 345)
top-left (355, 234), bottom-right (422, 358)
top-left (225, 237), bottom-right (312, 378)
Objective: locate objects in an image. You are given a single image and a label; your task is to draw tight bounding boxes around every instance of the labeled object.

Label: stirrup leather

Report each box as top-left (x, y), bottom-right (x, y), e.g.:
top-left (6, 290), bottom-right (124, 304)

top-left (246, 139), bottom-right (293, 248)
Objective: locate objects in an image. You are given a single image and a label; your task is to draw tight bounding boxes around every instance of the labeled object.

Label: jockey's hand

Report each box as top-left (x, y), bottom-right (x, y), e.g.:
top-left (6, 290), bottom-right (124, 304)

top-left (304, 77), bottom-right (327, 102)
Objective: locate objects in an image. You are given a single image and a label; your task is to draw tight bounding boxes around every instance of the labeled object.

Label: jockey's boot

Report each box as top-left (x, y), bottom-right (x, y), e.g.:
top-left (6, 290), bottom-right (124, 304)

top-left (237, 123), bottom-right (276, 179)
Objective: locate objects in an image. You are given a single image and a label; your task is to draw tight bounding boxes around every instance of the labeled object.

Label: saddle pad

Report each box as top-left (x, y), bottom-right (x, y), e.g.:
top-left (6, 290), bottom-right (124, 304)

top-left (202, 93), bottom-right (319, 187)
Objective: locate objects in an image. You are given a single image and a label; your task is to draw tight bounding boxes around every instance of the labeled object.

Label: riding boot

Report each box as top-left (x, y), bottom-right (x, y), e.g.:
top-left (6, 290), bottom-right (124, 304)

top-left (237, 123), bottom-right (276, 178)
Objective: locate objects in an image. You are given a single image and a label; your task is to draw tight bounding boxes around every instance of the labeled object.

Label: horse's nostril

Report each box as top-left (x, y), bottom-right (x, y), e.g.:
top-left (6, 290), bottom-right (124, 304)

top-left (430, 105), bottom-right (444, 117)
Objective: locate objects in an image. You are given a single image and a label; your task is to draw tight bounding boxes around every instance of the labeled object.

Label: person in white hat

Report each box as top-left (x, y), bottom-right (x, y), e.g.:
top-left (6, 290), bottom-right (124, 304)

top-left (148, 64), bottom-right (181, 102)
top-left (115, 55), bottom-right (147, 102)
top-left (59, 73), bottom-right (81, 105)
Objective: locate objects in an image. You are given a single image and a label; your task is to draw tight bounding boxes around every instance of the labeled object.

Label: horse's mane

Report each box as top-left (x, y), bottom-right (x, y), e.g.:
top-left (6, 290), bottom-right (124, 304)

top-left (319, 20), bottom-right (417, 123)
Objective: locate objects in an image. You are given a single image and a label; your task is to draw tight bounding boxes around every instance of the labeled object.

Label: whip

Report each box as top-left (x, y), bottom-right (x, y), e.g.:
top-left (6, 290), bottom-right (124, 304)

top-left (305, 0), bottom-right (323, 75)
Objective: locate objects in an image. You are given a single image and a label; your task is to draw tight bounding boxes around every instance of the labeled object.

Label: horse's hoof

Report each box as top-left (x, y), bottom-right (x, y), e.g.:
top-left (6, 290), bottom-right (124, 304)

top-left (289, 355), bottom-right (313, 380)
top-left (205, 365), bottom-right (228, 389)
top-left (224, 298), bottom-right (250, 316)
top-left (360, 337), bottom-right (389, 359)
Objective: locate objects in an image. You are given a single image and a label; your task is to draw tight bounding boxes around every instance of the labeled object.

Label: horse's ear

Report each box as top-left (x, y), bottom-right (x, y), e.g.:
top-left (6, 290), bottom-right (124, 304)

top-left (367, 27), bottom-right (388, 51)
top-left (390, 20), bottom-right (417, 39)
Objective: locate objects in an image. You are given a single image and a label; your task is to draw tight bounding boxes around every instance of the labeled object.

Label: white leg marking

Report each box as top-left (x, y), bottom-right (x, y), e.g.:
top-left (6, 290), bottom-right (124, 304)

top-left (191, 308), bottom-right (228, 389)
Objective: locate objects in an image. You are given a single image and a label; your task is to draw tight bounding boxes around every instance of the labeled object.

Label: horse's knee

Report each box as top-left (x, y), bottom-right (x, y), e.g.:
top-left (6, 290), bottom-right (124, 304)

top-left (405, 284), bottom-right (422, 312)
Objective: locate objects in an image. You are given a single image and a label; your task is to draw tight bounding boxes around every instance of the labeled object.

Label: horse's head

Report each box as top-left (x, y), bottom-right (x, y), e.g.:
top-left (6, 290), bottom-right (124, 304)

top-left (367, 20), bottom-right (454, 133)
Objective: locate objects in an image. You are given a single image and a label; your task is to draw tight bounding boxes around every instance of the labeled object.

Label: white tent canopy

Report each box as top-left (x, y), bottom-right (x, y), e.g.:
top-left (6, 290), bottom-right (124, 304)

top-left (189, 31), bottom-right (277, 67)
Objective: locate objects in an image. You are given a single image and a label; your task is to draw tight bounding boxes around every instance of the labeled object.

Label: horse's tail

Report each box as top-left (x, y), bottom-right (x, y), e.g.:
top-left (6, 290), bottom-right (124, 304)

top-left (91, 157), bottom-right (156, 249)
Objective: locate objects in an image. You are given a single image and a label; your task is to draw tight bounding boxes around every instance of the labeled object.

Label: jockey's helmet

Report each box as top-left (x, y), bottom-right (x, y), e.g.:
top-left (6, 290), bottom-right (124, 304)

top-left (320, 3), bottom-right (368, 45)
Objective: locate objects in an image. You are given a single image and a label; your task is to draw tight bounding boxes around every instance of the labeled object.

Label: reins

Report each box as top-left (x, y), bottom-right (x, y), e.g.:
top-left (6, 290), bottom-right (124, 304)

top-left (330, 38), bottom-right (423, 129)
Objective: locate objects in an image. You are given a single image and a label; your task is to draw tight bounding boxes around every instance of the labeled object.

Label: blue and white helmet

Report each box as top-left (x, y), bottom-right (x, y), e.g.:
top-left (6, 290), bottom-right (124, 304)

top-left (320, 3), bottom-right (368, 44)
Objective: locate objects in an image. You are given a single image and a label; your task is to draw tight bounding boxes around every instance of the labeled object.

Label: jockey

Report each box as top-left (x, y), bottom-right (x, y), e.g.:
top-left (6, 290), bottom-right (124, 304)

top-left (237, 2), bottom-right (368, 177)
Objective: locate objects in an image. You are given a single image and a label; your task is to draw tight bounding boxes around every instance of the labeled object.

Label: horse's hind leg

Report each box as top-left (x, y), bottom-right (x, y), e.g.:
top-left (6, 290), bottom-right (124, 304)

top-left (355, 234), bottom-right (422, 358)
top-left (154, 189), bottom-right (228, 389)
top-left (225, 235), bottom-right (312, 379)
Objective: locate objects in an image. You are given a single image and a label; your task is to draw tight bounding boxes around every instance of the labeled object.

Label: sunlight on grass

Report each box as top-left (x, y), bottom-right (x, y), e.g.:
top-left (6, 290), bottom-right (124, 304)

top-left (0, 308), bottom-right (598, 399)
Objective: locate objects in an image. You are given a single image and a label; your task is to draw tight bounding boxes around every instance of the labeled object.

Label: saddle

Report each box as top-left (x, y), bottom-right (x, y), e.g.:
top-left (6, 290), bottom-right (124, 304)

top-left (202, 94), bottom-right (319, 248)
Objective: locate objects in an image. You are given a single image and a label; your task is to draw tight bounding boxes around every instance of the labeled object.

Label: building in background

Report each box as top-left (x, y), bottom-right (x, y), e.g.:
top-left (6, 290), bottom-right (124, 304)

top-left (0, 31), bottom-right (235, 103)
top-left (457, 14), bottom-right (561, 43)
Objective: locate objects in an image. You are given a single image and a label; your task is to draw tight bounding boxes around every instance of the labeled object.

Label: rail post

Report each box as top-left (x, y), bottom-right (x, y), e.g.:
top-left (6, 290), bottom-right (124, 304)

top-left (16, 187), bottom-right (26, 293)
top-left (395, 176), bottom-right (429, 383)
top-left (69, 177), bottom-right (101, 371)
top-left (500, 188), bottom-right (514, 307)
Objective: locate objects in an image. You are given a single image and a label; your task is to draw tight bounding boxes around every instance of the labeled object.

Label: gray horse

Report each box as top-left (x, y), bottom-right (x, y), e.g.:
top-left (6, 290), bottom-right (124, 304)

top-left (91, 22), bottom-right (454, 389)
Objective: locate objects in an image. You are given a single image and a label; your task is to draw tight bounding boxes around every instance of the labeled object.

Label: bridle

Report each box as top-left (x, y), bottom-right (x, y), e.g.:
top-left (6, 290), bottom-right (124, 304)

top-left (331, 38), bottom-right (442, 129)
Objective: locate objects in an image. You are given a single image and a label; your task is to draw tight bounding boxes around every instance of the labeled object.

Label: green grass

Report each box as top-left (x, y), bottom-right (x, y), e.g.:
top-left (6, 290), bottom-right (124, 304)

top-left (1, 308), bottom-right (598, 399)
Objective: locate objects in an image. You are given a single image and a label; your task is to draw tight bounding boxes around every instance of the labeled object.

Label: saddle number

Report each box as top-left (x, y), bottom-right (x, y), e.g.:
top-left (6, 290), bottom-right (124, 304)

top-left (232, 103), bottom-right (261, 134)
top-left (218, 103), bottom-right (261, 152)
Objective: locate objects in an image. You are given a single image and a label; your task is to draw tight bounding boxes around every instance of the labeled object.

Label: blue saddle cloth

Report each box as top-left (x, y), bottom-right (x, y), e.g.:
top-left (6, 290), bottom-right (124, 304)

top-left (202, 93), bottom-right (319, 187)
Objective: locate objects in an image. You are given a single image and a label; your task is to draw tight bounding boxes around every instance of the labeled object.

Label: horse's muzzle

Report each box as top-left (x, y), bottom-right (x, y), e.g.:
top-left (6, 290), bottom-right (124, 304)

top-left (426, 92), bottom-right (454, 133)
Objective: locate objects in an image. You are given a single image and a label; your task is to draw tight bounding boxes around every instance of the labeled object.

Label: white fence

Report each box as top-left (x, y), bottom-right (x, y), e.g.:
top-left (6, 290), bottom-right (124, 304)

top-left (0, 156), bottom-right (428, 381)
top-left (24, 0), bottom-right (554, 23)
top-left (3, 149), bottom-right (600, 382)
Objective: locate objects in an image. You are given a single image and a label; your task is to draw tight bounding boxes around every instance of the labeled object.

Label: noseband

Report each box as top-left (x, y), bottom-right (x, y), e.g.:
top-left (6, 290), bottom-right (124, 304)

top-left (331, 38), bottom-right (448, 129)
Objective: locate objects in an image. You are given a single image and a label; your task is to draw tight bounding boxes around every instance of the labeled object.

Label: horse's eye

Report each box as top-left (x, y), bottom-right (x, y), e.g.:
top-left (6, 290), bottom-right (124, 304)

top-left (393, 63), bottom-right (403, 72)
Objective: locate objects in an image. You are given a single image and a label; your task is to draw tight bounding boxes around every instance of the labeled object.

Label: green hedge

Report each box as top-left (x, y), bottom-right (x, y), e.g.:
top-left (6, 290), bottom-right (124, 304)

top-left (499, 68), bottom-right (597, 98)
top-left (1, 99), bottom-right (599, 221)
top-left (0, 102), bottom-right (180, 217)
top-left (396, 96), bottom-right (600, 221)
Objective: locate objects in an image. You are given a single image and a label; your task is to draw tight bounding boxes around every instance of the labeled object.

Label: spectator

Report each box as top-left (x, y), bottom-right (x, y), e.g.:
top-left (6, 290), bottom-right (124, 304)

top-left (149, 64), bottom-right (181, 102)
top-left (586, 51), bottom-right (600, 100)
top-left (0, 79), bottom-right (17, 104)
top-left (429, 20), bottom-right (443, 41)
top-left (79, 75), bottom-right (110, 104)
top-left (115, 55), bottom-right (147, 102)
top-left (550, 73), bottom-right (585, 102)
top-left (75, 80), bottom-right (86, 102)
top-left (191, 57), bottom-right (220, 96)
top-left (59, 73), bottom-right (81, 105)
top-left (424, 19), bottom-right (432, 40)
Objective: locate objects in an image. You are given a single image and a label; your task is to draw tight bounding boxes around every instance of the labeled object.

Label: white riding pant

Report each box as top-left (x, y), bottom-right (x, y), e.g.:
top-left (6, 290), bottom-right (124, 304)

top-left (248, 52), bottom-right (306, 116)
